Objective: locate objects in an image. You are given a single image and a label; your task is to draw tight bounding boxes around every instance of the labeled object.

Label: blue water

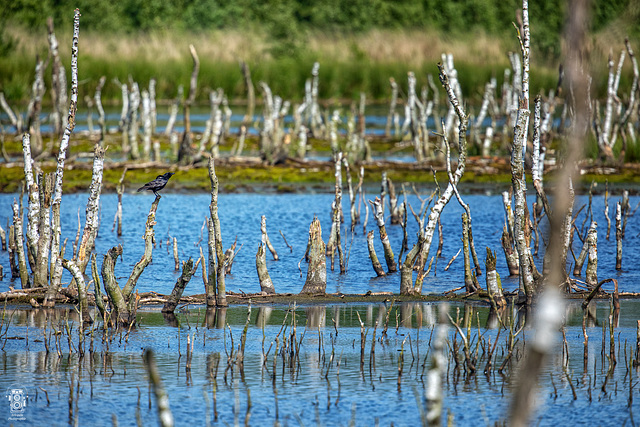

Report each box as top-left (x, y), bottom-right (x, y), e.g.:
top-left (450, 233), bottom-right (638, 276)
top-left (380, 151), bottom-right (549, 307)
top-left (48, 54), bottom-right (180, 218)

top-left (0, 301), bottom-right (637, 426)
top-left (0, 191), bottom-right (638, 296)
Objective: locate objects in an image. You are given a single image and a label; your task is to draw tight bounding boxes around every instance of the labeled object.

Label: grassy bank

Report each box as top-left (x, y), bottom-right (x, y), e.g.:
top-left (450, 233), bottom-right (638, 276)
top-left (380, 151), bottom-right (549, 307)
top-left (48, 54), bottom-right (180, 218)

top-left (1, 27), bottom-right (564, 104)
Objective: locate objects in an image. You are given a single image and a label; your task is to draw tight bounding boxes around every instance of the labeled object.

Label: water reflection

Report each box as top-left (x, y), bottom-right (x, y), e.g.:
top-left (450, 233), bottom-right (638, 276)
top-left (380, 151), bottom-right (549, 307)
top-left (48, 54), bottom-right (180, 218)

top-left (0, 301), bottom-right (637, 425)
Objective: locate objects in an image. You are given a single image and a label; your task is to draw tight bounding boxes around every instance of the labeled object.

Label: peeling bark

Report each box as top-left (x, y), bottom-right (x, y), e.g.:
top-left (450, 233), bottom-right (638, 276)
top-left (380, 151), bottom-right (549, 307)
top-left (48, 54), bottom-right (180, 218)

top-left (209, 157), bottom-right (227, 306)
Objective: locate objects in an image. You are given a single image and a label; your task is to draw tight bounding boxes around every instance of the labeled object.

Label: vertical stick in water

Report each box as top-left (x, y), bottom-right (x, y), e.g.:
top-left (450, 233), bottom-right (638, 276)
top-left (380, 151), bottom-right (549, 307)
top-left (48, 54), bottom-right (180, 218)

top-left (143, 349), bottom-right (174, 427)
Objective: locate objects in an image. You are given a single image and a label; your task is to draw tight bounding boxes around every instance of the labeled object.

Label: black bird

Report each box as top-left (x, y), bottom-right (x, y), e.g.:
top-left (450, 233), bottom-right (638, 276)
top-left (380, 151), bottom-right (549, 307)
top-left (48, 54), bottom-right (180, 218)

top-left (137, 172), bottom-right (175, 197)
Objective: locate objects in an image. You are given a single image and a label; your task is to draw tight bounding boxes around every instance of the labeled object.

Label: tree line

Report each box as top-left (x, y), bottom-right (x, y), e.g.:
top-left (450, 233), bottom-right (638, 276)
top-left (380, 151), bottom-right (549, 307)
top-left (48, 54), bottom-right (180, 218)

top-left (1, 0), bottom-right (636, 59)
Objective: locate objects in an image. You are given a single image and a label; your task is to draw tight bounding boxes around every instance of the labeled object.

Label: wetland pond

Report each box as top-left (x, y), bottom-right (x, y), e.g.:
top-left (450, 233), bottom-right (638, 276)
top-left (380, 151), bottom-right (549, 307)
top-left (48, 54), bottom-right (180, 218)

top-left (0, 191), bottom-right (638, 425)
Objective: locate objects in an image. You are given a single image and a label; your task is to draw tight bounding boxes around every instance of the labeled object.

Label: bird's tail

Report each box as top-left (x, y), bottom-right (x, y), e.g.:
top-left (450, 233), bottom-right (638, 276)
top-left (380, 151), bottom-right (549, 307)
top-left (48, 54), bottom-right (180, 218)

top-left (137, 186), bottom-right (145, 192)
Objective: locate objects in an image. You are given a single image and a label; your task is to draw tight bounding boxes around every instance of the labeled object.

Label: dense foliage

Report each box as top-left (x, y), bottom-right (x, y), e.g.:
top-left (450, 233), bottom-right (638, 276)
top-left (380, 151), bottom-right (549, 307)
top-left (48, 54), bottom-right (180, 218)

top-left (1, 0), bottom-right (637, 58)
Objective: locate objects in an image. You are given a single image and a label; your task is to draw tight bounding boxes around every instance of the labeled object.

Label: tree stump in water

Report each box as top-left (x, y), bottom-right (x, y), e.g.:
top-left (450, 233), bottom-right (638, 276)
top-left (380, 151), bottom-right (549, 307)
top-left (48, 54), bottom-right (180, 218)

top-left (300, 218), bottom-right (326, 294)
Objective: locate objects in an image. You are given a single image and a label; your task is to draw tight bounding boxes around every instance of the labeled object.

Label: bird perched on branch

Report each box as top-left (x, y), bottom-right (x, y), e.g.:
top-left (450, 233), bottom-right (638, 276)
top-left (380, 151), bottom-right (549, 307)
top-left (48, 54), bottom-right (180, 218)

top-left (137, 172), bottom-right (175, 197)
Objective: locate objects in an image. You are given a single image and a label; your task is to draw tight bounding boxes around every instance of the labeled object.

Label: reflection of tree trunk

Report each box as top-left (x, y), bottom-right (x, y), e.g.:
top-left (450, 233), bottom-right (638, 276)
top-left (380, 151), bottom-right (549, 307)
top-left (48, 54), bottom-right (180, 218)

top-left (305, 306), bottom-right (326, 328)
top-left (162, 312), bottom-right (179, 327)
top-left (256, 307), bottom-right (273, 328)
top-left (215, 307), bottom-right (227, 329)
top-left (400, 303), bottom-right (414, 328)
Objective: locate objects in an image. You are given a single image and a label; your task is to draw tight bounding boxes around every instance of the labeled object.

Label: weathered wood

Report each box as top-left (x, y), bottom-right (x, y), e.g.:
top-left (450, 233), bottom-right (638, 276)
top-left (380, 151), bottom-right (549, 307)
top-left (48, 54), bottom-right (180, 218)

top-left (461, 213), bottom-right (479, 292)
top-left (11, 202), bottom-right (30, 288)
top-left (256, 244), bottom-right (275, 294)
top-left (162, 258), bottom-right (197, 314)
top-left (573, 220), bottom-right (595, 276)
top-left (90, 253), bottom-right (105, 320)
top-left (615, 202), bottom-right (622, 270)
top-left (22, 133), bottom-right (40, 269)
top-left (101, 245), bottom-right (130, 326)
top-left (48, 9), bottom-right (81, 305)
top-left (413, 62), bottom-right (468, 293)
top-left (34, 172), bottom-right (53, 288)
top-left (585, 222), bottom-right (598, 289)
top-left (300, 218), bottom-right (326, 294)
top-left (366, 231), bottom-right (386, 277)
top-left (485, 248), bottom-right (505, 308)
top-left (208, 157), bottom-right (227, 306)
top-left (261, 215), bottom-right (279, 261)
top-left (76, 142), bottom-right (105, 274)
top-left (369, 197), bottom-right (396, 273)
top-left (61, 258), bottom-right (92, 325)
top-left (122, 195), bottom-right (160, 299)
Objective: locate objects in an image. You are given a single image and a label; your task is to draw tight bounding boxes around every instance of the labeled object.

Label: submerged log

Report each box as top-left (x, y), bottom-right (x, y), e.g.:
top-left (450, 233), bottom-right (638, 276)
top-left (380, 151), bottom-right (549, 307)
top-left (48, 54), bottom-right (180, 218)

top-left (300, 218), bottom-right (326, 294)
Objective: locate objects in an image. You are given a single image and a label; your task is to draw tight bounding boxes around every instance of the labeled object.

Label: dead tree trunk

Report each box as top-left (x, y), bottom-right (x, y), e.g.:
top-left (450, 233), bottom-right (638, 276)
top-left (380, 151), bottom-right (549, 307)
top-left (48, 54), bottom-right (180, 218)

top-left (76, 142), bottom-right (105, 275)
top-left (369, 197), bottom-right (397, 273)
top-left (366, 230), bottom-right (386, 277)
top-left (261, 215), bottom-right (279, 261)
top-left (485, 248), bottom-right (506, 308)
top-left (47, 9), bottom-right (81, 306)
top-left (206, 218), bottom-right (217, 307)
top-left (22, 134), bottom-right (39, 271)
top-left (34, 172), bottom-right (53, 288)
top-left (462, 213), bottom-right (480, 292)
top-left (163, 258), bottom-right (197, 314)
top-left (11, 202), bottom-right (29, 288)
top-left (585, 222), bottom-right (598, 289)
top-left (300, 218), bottom-right (326, 294)
top-left (406, 62), bottom-right (468, 296)
top-left (61, 258), bottom-right (92, 325)
top-left (102, 196), bottom-right (160, 326)
top-left (326, 153), bottom-right (345, 272)
top-left (256, 239), bottom-right (276, 295)
top-left (208, 157), bottom-right (227, 306)
top-left (615, 202), bottom-right (622, 270)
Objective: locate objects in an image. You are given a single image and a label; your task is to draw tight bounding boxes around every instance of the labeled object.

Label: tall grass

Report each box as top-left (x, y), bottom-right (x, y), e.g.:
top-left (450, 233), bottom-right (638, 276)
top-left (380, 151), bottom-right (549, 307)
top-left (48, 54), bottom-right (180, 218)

top-left (0, 26), bottom-right (633, 106)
